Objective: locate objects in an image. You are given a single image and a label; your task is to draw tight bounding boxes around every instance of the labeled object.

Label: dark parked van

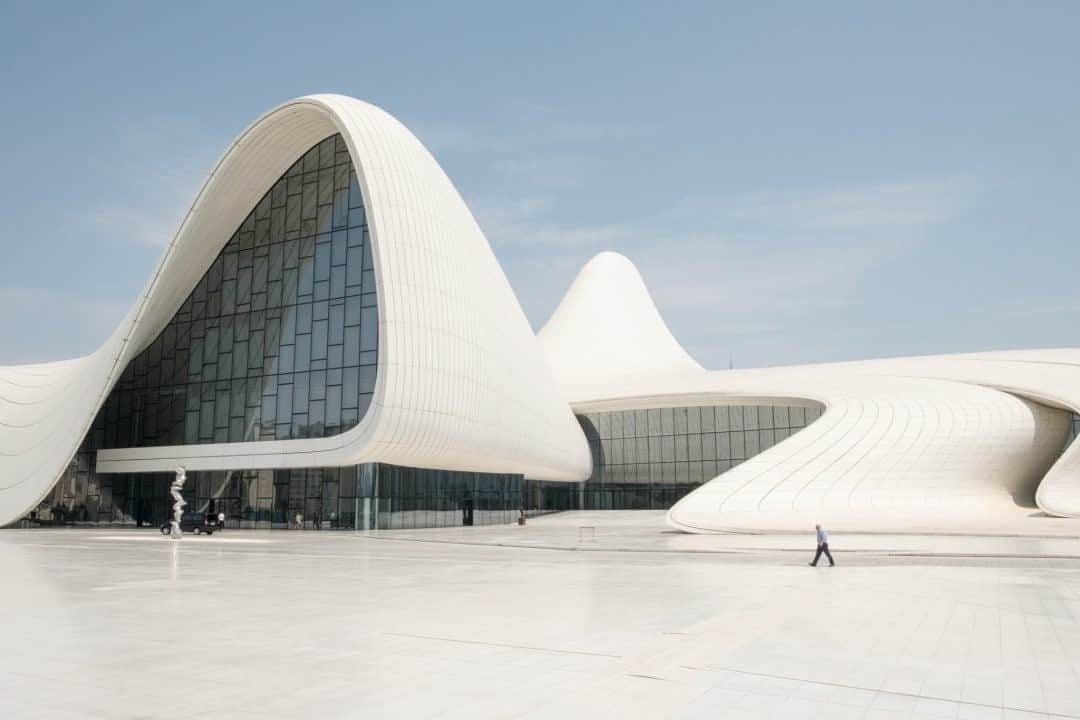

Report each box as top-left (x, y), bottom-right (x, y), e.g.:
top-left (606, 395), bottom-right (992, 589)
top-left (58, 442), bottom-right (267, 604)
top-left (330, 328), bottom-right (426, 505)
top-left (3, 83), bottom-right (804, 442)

top-left (159, 512), bottom-right (218, 535)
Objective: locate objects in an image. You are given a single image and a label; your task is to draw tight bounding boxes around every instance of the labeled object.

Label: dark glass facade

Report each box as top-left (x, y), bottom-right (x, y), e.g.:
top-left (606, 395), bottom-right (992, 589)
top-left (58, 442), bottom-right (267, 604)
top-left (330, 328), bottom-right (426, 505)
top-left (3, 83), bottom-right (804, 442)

top-left (573, 404), bottom-right (823, 509)
top-left (34, 462), bottom-right (522, 530)
top-left (524, 404), bottom-right (824, 512)
top-left (97, 133), bottom-right (377, 450)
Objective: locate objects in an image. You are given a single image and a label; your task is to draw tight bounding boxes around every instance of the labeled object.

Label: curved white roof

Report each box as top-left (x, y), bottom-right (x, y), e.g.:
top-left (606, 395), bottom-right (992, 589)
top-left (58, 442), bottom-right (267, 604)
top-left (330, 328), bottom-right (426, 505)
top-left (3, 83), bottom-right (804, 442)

top-left (538, 251), bottom-right (703, 401)
top-left (0, 95), bottom-right (591, 526)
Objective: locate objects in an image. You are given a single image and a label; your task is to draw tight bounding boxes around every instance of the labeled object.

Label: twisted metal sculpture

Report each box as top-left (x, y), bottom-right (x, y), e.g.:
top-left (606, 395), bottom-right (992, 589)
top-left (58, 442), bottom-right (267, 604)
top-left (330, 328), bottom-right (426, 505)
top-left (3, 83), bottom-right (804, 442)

top-left (168, 466), bottom-right (186, 540)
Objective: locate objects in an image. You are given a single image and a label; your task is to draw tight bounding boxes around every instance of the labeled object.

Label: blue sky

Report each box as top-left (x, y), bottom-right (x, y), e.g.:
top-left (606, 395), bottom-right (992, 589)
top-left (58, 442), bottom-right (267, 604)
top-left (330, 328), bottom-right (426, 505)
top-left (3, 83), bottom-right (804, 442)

top-left (1, 1), bottom-right (1078, 368)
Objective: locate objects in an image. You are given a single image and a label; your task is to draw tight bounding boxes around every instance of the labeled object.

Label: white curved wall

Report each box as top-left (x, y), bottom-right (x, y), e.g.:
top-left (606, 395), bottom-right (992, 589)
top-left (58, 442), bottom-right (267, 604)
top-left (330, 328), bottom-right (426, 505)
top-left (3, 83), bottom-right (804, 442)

top-left (538, 251), bottom-right (703, 402)
top-left (664, 376), bottom-right (1070, 532)
top-left (538, 254), bottom-right (1080, 530)
top-left (0, 95), bottom-right (591, 527)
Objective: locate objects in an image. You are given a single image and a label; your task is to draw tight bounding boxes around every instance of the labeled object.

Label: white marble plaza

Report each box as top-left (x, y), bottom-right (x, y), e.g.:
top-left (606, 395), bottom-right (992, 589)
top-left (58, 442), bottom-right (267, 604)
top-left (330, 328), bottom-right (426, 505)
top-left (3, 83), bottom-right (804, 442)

top-left (3, 512), bottom-right (1080, 719)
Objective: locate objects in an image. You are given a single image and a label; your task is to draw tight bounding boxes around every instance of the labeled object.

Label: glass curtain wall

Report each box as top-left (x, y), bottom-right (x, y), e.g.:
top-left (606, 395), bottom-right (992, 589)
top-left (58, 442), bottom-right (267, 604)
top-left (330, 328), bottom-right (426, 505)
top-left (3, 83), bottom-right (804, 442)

top-left (31, 133), bottom-right (391, 529)
top-left (574, 404), bottom-right (823, 510)
top-left (34, 462), bottom-right (522, 530)
top-left (96, 133), bottom-right (377, 450)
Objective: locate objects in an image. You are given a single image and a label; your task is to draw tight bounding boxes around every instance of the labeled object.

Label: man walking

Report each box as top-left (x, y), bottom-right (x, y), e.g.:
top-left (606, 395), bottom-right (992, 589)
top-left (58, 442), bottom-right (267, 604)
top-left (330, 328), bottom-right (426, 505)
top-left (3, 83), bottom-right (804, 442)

top-left (809, 523), bottom-right (835, 567)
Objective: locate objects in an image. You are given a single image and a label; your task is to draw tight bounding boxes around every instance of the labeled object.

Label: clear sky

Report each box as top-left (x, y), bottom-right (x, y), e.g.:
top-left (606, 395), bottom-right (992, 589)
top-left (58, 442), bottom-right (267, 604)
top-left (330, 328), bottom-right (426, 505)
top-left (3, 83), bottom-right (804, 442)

top-left (1, 1), bottom-right (1078, 369)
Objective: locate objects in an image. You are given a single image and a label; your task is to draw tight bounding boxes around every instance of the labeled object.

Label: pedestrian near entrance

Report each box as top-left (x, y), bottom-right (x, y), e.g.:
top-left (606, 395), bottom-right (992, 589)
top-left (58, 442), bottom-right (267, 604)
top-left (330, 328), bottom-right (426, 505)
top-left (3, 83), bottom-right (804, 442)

top-left (217, 511), bottom-right (225, 530)
top-left (809, 524), bottom-right (835, 567)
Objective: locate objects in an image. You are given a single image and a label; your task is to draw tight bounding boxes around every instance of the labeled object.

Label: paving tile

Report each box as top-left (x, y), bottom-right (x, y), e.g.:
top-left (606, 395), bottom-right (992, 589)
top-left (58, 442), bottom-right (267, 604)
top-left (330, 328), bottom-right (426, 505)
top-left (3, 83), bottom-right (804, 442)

top-left (3, 519), bottom-right (1080, 720)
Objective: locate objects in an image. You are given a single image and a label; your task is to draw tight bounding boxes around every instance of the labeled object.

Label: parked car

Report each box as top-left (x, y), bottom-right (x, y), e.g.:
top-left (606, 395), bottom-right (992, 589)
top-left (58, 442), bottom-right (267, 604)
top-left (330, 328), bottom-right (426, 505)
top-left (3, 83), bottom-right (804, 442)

top-left (159, 512), bottom-right (218, 535)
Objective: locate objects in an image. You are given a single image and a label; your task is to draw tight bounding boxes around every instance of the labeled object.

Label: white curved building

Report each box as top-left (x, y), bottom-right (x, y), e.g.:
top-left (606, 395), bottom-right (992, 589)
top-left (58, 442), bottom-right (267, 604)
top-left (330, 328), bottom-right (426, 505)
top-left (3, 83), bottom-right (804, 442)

top-left (2, 94), bottom-right (1078, 532)
top-left (0, 95), bottom-right (589, 530)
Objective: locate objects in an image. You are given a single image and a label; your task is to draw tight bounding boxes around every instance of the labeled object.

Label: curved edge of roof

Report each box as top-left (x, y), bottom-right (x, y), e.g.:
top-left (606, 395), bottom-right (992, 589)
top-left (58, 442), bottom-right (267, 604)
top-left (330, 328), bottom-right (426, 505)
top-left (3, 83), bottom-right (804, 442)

top-left (538, 251), bottom-right (703, 402)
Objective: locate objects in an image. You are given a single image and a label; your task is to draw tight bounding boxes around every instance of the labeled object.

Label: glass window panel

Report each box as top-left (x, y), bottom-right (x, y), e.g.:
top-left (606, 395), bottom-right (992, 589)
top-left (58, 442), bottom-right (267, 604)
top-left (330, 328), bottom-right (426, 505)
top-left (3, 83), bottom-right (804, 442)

top-left (745, 430), bottom-right (760, 457)
top-left (312, 320), bottom-right (328, 360)
top-left (69, 134), bottom-right (376, 472)
top-left (359, 310), bottom-right (377, 352)
top-left (647, 409), bottom-right (662, 435)
top-left (330, 266), bottom-right (346, 299)
top-left (298, 258), bottom-right (314, 298)
top-left (292, 374), bottom-right (309, 413)
top-left (674, 434), bottom-right (688, 461)
top-left (310, 370), bottom-right (327, 402)
top-left (215, 389), bottom-right (231, 428)
top-left (301, 182), bottom-right (318, 220)
top-left (234, 263), bottom-right (253, 304)
top-left (309, 401), bottom-right (325, 435)
top-left (357, 366), bottom-right (376, 394)
top-left (315, 241), bottom-right (331, 282)
top-left (661, 435), bottom-right (676, 462)
top-left (687, 406), bottom-right (701, 433)
top-left (348, 171), bottom-right (362, 208)
top-left (701, 434), bottom-right (716, 461)
top-left (344, 326), bottom-right (360, 366)
top-left (342, 367), bottom-right (359, 409)
top-left (730, 407), bottom-right (744, 431)
top-left (661, 408), bottom-right (675, 435)
top-left (223, 251), bottom-right (238, 281)
top-left (717, 433), bottom-right (731, 460)
top-left (674, 407), bottom-right (688, 435)
top-left (760, 428), bottom-right (776, 449)
top-left (594, 413), bottom-right (609, 440)
top-left (297, 303), bottom-right (313, 334)
top-left (610, 413), bottom-right (623, 440)
top-left (730, 432), bottom-right (746, 459)
top-left (325, 385), bottom-right (342, 430)
top-left (333, 194), bottom-right (349, 229)
top-left (199, 399), bottom-right (215, 440)
top-left (329, 305), bottom-right (345, 345)
top-left (635, 437), bottom-right (648, 465)
top-left (357, 392), bottom-right (372, 418)
top-left (700, 406), bottom-right (716, 433)
top-left (327, 344), bottom-right (343, 369)
top-left (688, 434), bottom-right (702, 461)
top-left (295, 335), bottom-right (311, 372)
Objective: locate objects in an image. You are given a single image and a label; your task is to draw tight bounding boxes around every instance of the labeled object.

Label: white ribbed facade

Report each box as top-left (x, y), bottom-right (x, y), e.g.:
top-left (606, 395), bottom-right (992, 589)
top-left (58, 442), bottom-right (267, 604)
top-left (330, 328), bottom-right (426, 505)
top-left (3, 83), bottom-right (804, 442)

top-left (1, 94), bottom-right (1078, 530)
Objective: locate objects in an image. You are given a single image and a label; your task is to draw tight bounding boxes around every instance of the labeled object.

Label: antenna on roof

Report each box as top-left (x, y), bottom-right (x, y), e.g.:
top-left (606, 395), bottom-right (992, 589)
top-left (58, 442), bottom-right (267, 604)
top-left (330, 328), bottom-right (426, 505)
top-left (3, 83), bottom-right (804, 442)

top-left (729, 353), bottom-right (734, 370)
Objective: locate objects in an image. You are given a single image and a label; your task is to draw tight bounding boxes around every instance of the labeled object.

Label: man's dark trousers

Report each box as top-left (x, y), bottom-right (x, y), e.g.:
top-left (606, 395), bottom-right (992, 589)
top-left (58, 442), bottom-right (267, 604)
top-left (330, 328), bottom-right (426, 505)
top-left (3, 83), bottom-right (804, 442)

top-left (811, 543), bottom-right (834, 566)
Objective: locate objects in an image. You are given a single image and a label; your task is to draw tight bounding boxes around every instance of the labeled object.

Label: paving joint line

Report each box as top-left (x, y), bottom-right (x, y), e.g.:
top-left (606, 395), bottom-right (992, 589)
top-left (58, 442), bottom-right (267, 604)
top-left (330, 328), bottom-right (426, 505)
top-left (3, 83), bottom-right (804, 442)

top-left (684, 665), bottom-right (1080, 719)
top-left (382, 631), bottom-right (622, 658)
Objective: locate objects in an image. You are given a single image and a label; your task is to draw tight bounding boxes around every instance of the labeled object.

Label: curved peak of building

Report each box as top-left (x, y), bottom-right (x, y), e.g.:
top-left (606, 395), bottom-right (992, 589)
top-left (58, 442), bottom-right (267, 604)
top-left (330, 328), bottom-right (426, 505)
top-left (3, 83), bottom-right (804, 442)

top-left (538, 251), bottom-right (704, 400)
